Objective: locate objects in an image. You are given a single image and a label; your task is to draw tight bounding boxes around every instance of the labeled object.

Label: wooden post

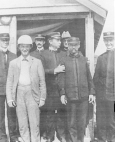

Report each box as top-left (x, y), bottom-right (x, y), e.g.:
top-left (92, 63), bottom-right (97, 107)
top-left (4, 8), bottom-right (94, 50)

top-left (85, 13), bottom-right (95, 76)
top-left (9, 16), bottom-right (17, 54)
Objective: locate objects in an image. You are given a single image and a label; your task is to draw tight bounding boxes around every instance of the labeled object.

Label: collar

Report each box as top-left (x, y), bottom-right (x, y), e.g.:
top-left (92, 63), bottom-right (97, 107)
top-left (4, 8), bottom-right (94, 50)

top-left (21, 55), bottom-right (30, 61)
top-left (37, 47), bottom-right (44, 51)
top-left (0, 47), bottom-right (8, 52)
top-left (68, 51), bottom-right (81, 58)
top-left (49, 46), bottom-right (58, 52)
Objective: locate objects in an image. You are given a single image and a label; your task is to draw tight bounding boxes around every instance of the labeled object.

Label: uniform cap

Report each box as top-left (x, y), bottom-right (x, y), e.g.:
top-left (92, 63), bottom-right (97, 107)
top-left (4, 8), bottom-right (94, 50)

top-left (35, 34), bottom-right (45, 40)
top-left (0, 33), bottom-right (10, 39)
top-left (103, 32), bottom-right (114, 38)
top-left (67, 37), bottom-right (80, 45)
top-left (18, 35), bottom-right (32, 44)
top-left (62, 31), bottom-right (71, 39)
top-left (48, 32), bottom-right (61, 39)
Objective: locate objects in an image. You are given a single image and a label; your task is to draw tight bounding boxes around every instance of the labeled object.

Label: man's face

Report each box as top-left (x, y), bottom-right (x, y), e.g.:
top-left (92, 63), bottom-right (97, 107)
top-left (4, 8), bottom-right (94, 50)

top-left (63, 39), bottom-right (68, 48)
top-left (49, 38), bottom-right (61, 49)
top-left (19, 44), bottom-right (31, 57)
top-left (104, 37), bottom-right (114, 50)
top-left (0, 38), bottom-right (9, 49)
top-left (35, 39), bottom-right (45, 48)
top-left (68, 44), bottom-right (80, 54)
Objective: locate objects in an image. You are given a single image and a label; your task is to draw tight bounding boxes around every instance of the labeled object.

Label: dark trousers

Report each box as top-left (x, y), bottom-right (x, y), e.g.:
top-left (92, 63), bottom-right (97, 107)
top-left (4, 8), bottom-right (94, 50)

top-left (0, 96), bottom-right (19, 142)
top-left (96, 99), bottom-right (115, 142)
top-left (41, 96), bottom-right (67, 142)
top-left (66, 99), bottom-right (88, 142)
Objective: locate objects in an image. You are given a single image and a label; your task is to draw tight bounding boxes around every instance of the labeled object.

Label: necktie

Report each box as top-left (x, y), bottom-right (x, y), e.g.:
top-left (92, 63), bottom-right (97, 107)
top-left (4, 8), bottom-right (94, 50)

top-left (2, 51), bottom-right (8, 69)
top-left (22, 58), bottom-right (28, 62)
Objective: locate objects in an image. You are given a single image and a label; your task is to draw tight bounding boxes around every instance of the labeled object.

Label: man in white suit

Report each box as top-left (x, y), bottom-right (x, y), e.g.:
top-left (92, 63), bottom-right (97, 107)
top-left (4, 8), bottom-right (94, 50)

top-left (6, 35), bottom-right (46, 142)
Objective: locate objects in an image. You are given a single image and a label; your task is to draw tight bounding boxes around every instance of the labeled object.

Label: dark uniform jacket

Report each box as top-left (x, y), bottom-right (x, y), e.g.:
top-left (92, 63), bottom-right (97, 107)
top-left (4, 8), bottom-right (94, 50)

top-left (94, 50), bottom-right (115, 101)
top-left (0, 50), bottom-right (16, 95)
top-left (30, 49), bottom-right (44, 61)
top-left (42, 49), bottom-right (65, 97)
top-left (59, 53), bottom-right (95, 100)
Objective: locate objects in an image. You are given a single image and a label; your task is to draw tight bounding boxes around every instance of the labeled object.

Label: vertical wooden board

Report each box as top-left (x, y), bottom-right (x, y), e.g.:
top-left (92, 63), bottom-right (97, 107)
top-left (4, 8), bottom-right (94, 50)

top-left (85, 13), bottom-right (95, 76)
top-left (9, 16), bottom-right (17, 54)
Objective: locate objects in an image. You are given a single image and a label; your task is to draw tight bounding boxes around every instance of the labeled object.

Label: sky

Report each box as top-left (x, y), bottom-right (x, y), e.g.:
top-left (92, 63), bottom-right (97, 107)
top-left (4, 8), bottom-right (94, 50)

top-left (93, 0), bottom-right (114, 55)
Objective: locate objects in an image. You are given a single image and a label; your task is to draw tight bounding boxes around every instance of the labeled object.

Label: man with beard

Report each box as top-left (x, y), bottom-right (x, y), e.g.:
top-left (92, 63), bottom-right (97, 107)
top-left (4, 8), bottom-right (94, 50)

top-left (0, 33), bottom-right (20, 142)
top-left (42, 32), bottom-right (66, 142)
top-left (59, 37), bottom-right (95, 142)
top-left (93, 32), bottom-right (115, 142)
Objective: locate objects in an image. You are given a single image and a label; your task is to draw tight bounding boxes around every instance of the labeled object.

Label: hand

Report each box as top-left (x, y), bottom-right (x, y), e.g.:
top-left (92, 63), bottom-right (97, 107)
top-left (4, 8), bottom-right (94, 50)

top-left (54, 64), bottom-right (65, 74)
top-left (61, 95), bottom-right (67, 105)
top-left (89, 95), bottom-right (95, 104)
top-left (8, 101), bottom-right (17, 107)
top-left (39, 100), bottom-right (45, 107)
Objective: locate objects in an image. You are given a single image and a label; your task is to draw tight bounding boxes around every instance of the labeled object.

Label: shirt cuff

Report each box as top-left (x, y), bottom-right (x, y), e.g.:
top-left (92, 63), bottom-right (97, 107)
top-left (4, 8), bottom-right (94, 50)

top-left (7, 100), bottom-right (14, 104)
top-left (60, 88), bottom-right (65, 96)
top-left (40, 98), bottom-right (45, 101)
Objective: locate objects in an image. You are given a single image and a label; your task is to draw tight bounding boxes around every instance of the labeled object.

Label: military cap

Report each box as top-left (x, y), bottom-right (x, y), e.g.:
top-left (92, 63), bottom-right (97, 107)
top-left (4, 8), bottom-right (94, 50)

top-left (103, 32), bottom-right (114, 38)
top-left (48, 32), bottom-right (61, 39)
top-left (67, 37), bottom-right (80, 45)
top-left (62, 31), bottom-right (71, 39)
top-left (35, 34), bottom-right (45, 40)
top-left (0, 33), bottom-right (10, 39)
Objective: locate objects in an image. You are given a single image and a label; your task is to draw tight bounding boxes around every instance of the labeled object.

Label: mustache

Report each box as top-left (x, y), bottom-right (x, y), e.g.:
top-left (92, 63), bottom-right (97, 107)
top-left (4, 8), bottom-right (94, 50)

top-left (37, 43), bottom-right (42, 45)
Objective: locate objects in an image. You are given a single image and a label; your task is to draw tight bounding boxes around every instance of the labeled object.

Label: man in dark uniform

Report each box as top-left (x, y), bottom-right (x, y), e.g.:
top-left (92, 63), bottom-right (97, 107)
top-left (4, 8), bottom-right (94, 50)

top-left (30, 34), bottom-right (47, 139)
top-left (93, 32), bottom-right (115, 142)
top-left (30, 34), bottom-right (45, 59)
top-left (42, 32), bottom-right (66, 142)
top-left (59, 37), bottom-right (95, 142)
top-left (0, 33), bottom-right (19, 142)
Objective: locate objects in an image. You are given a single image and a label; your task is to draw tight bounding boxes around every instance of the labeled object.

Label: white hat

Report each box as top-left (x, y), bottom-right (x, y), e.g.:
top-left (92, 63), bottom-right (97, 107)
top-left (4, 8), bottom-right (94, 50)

top-left (62, 31), bottom-right (71, 39)
top-left (18, 35), bottom-right (32, 44)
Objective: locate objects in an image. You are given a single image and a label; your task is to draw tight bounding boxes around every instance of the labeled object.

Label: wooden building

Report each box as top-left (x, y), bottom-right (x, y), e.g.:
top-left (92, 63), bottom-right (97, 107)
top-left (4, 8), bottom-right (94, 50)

top-left (0, 0), bottom-right (107, 76)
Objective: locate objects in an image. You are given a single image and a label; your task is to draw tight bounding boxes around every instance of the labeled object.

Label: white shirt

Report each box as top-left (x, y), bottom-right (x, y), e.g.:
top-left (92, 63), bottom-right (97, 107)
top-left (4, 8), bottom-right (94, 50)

top-left (37, 47), bottom-right (44, 51)
top-left (19, 55), bottom-right (31, 85)
top-left (49, 46), bottom-right (57, 51)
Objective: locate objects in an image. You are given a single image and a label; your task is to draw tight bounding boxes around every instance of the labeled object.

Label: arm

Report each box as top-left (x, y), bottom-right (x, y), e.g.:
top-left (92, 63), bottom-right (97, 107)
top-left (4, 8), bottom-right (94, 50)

top-left (6, 61), bottom-right (16, 107)
top-left (93, 56), bottom-right (101, 87)
top-left (37, 60), bottom-right (47, 102)
top-left (86, 62), bottom-right (95, 95)
top-left (42, 55), bottom-right (65, 75)
top-left (86, 62), bottom-right (95, 103)
top-left (58, 58), bottom-right (67, 105)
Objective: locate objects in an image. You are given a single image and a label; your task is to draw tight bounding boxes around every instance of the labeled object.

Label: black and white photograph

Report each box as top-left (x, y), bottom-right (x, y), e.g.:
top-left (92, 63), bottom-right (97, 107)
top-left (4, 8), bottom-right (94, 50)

top-left (0, 0), bottom-right (114, 142)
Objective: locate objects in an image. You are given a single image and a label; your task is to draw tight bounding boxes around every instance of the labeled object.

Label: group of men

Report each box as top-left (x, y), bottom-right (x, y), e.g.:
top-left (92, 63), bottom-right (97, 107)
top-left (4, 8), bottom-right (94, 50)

top-left (0, 30), bottom-right (114, 142)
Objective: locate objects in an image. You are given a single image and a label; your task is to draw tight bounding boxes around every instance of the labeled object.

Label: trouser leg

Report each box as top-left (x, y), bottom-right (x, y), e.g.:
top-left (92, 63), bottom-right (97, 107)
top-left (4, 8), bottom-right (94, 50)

top-left (66, 102), bottom-right (78, 142)
top-left (56, 105), bottom-right (67, 142)
top-left (96, 99), bottom-right (107, 142)
top-left (42, 96), bottom-right (56, 141)
top-left (66, 100), bottom-right (88, 142)
top-left (26, 89), bottom-right (40, 142)
top-left (16, 88), bottom-right (30, 142)
top-left (45, 110), bottom-right (55, 141)
top-left (77, 99), bottom-right (88, 142)
top-left (40, 107), bottom-right (47, 138)
top-left (0, 96), bottom-right (7, 142)
top-left (7, 105), bottom-right (19, 142)
top-left (106, 100), bottom-right (115, 142)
